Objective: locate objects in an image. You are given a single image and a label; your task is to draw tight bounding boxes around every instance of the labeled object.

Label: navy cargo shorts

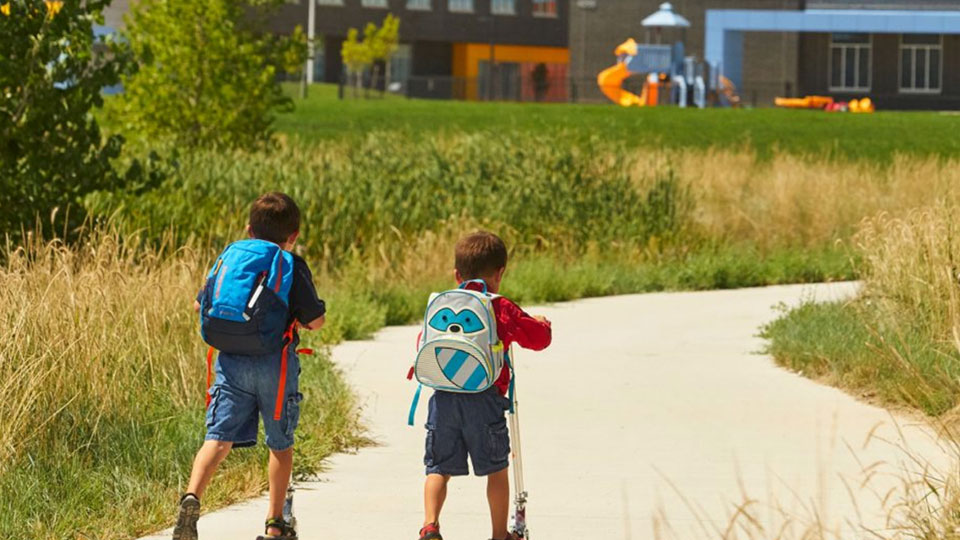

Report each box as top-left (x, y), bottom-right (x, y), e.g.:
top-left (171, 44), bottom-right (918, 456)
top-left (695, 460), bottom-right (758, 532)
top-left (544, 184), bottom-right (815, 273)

top-left (424, 387), bottom-right (511, 477)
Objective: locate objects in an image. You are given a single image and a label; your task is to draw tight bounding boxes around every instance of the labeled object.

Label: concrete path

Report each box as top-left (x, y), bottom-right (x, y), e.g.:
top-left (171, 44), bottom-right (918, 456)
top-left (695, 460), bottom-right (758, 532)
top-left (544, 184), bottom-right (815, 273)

top-left (143, 283), bottom-right (952, 540)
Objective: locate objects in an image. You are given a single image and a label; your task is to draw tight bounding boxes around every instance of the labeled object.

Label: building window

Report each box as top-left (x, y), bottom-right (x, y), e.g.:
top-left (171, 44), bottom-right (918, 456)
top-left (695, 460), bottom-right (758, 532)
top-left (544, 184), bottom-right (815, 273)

top-left (491, 0), bottom-right (514, 14)
top-left (389, 44), bottom-right (412, 83)
top-left (362, 0), bottom-right (387, 7)
top-left (448, 0), bottom-right (473, 11)
top-left (531, 0), bottom-right (556, 16)
top-left (317, 0), bottom-right (343, 6)
top-left (407, 0), bottom-right (430, 9)
top-left (900, 34), bottom-right (941, 93)
top-left (829, 33), bottom-right (870, 92)
top-left (311, 41), bottom-right (326, 81)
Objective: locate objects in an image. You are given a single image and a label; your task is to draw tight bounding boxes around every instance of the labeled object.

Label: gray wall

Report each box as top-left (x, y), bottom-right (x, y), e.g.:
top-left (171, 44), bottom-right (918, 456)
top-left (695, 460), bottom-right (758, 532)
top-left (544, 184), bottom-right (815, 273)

top-left (270, 0), bottom-right (568, 50)
top-left (570, 0), bottom-right (801, 104)
top-left (103, 0), bottom-right (131, 30)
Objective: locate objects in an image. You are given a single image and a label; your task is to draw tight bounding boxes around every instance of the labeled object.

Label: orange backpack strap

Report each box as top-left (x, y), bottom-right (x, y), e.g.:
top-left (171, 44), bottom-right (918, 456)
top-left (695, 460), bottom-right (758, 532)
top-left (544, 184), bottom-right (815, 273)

top-left (205, 346), bottom-right (216, 408)
top-left (273, 323), bottom-right (298, 421)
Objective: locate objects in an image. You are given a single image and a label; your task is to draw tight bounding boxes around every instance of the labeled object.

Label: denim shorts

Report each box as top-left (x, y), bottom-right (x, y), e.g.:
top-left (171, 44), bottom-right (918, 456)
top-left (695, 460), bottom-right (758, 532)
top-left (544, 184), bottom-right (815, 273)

top-left (424, 387), bottom-right (511, 477)
top-left (205, 350), bottom-right (302, 451)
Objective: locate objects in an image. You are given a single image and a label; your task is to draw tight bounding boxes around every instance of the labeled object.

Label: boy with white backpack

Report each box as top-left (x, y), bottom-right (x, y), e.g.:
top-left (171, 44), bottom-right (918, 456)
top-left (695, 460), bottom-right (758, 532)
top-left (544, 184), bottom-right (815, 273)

top-left (410, 231), bottom-right (552, 540)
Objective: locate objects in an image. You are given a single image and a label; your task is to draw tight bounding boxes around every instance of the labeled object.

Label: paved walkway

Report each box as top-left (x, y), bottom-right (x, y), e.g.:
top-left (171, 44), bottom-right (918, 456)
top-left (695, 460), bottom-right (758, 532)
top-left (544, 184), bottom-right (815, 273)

top-left (143, 283), bottom-right (950, 540)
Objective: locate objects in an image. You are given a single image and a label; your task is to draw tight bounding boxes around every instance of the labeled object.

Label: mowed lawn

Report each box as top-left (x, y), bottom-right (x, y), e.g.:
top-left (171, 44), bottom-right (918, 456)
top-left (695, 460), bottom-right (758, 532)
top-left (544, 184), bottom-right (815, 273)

top-left (277, 83), bottom-right (960, 161)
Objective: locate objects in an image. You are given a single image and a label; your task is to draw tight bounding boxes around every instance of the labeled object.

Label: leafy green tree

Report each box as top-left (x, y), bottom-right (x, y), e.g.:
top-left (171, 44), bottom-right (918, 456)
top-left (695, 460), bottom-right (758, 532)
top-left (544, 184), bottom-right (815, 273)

top-left (117, 0), bottom-right (306, 151)
top-left (341, 27), bottom-right (371, 97)
top-left (368, 14), bottom-right (400, 94)
top-left (0, 0), bottom-right (132, 237)
top-left (341, 15), bottom-right (399, 98)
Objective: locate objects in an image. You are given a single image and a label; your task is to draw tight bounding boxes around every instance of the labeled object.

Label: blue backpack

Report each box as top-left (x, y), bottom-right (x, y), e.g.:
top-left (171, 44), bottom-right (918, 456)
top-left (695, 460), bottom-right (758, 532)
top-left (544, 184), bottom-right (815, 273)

top-left (199, 239), bottom-right (295, 355)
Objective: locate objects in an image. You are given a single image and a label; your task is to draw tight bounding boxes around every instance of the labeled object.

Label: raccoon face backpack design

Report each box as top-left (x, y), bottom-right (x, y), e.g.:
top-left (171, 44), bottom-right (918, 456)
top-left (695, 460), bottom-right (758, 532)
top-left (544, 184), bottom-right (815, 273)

top-left (407, 279), bottom-right (505, 424)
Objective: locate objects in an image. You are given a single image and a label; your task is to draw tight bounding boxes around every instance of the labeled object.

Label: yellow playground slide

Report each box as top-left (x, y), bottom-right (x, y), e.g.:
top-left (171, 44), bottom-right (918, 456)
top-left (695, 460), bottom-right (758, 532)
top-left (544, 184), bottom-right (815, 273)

top-left (597, 63), bottom-right (647, 107)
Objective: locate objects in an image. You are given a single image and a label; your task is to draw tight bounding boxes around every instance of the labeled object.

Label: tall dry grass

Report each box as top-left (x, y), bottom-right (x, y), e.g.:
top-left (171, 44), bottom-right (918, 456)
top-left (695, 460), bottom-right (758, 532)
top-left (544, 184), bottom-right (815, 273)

top-left (0, 228), bottom-right (362, 538)
top-left (86, 137), bottom-right (960, 326)
top-left (630, 149), bottom-right (960, 251)
top-left (856, 205), bottom-right (960, 341)
top-left (0, 230), bottom-right (202, 472)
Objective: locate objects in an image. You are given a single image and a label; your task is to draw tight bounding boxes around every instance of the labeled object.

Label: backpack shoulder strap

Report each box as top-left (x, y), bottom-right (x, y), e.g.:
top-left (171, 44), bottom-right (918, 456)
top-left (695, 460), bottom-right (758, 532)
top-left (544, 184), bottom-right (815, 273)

top-left (266, 248), bottom-right (295, 299)
top-left (506, 346), bottom-right (515, 413)
top-left (458, 279), bottom-right (488, 294)
top-left (407, 383), bottom-right (423, 426)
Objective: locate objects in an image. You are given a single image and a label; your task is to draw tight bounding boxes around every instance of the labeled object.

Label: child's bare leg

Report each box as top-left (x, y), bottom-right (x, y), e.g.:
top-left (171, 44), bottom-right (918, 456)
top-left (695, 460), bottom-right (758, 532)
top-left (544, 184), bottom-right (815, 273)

top-left (186, 440), bottom-right (233, 499)
top-left (423, 473), bottom-right (451, 526)
top-left (487, 467), bottom-right (510, 539)
top-left (266, 447), bottom-right (294, 531)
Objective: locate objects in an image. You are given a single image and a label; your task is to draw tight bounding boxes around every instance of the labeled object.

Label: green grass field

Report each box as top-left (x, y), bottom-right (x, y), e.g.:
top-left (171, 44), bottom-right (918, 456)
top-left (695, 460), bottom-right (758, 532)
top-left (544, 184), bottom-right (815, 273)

top-left (277, 83), bottom-right (960, 161)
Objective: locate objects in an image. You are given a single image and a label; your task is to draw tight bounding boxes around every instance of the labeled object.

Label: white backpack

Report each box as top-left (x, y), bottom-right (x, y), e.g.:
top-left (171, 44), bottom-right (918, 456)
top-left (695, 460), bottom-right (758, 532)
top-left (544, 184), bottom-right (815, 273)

top-left (407, 280), bottom-right (505, 424)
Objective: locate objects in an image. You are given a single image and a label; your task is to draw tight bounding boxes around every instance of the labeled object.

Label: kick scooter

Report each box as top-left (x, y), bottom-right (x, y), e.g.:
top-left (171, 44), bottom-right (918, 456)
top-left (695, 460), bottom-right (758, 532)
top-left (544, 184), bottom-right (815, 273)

top-left (509, 347), bottom-right (529, 539)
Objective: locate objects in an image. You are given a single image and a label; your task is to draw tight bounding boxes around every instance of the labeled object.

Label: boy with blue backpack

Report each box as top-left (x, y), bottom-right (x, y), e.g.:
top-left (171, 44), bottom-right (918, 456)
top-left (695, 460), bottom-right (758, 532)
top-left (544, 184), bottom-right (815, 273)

top-left (173, 192), bottom-right (326, 540)
top-left (410, 231), bottom-right (552, 540)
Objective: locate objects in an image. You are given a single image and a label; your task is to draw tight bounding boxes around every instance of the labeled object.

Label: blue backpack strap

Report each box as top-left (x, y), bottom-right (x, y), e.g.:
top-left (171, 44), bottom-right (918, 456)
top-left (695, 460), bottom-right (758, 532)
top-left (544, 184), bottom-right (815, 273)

top-left (458, 279), bottom-right (488, 294)
top-left (266, 248), bottom-right (295, 304)
top-left (407, 383), bottom-right (424, 426)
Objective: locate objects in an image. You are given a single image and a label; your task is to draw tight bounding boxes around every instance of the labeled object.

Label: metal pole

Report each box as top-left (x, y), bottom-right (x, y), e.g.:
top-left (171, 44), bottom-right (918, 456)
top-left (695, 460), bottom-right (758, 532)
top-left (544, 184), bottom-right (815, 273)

top-left (306, 0), bottom-right (316, 85)
top-left (488, 16), bottom-right (496, 101)
top-left (579, 4), bottom-right (586, 102)
top-left (574, 0), bottom-right (596, 103)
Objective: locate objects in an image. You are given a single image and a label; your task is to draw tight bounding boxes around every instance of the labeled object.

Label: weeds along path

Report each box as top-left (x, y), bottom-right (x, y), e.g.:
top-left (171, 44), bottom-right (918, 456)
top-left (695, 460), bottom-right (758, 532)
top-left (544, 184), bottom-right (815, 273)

top-left (142, 283), bottom-right (951, 540)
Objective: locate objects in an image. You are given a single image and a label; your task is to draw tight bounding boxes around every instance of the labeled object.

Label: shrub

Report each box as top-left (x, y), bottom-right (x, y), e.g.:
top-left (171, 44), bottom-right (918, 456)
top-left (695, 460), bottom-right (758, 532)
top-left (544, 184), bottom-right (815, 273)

top-left (117, 0), bottom-right (306, 150)
top-left (0, 0), bottom-right (131, 237)
top-left (86, 132), bottom-right (693, 264)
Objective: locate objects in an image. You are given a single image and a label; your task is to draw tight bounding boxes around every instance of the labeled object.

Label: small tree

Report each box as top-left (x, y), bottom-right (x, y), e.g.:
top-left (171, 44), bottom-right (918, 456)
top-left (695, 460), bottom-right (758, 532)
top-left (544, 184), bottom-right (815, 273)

top-left (118, 0), bottom-right (306, 151)
top-left (0, 0), bottom-right (132, 237)
top-left (341, 28), bottom-right (371, 97)
top-left (370, 14), bottom-right (400, 95)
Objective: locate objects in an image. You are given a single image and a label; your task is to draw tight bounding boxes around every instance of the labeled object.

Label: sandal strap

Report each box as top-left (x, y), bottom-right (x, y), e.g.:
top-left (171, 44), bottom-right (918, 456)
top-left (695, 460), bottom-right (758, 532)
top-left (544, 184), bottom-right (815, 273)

top-left (264, 517), bottom-right (293, 534)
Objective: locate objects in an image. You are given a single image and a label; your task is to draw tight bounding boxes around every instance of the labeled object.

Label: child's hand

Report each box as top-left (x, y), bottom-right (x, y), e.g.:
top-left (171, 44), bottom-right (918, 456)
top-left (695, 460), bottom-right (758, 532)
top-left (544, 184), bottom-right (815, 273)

top-left (533, 315), bottom-right (551, 326)
top-left (193, 300), bottom-right (201, 313)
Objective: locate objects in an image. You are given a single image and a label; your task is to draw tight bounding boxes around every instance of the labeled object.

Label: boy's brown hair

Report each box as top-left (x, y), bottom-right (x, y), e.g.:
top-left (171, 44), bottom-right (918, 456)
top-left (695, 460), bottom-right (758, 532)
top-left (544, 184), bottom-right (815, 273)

top-left (249, 192), bottom-right (301, 245)
top-left (455, 231), bottom-right (508, 279)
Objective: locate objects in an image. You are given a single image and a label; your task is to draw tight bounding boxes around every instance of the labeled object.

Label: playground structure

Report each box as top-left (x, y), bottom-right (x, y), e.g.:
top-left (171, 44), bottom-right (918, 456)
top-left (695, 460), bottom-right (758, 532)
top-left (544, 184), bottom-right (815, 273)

top-left (597, 3), bottom-right (733, 109)
top-left (597, 3), bottom-right (880, 111)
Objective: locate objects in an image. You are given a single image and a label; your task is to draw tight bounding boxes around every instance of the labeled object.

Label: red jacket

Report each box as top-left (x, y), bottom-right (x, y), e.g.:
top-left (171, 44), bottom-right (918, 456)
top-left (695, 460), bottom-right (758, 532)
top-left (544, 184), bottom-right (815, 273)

top-left (463, 282), bottom-right (553, 395)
